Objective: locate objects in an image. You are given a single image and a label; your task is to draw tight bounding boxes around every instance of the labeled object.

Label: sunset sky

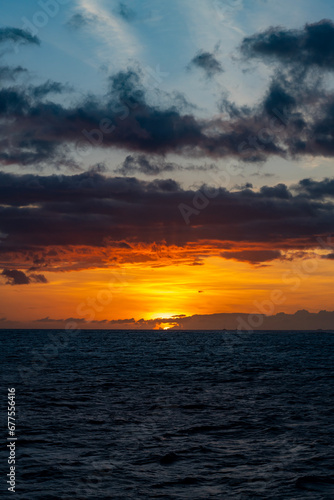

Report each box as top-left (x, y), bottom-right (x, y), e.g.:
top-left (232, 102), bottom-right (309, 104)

top-left (1, 0), bottom-right (334, 329)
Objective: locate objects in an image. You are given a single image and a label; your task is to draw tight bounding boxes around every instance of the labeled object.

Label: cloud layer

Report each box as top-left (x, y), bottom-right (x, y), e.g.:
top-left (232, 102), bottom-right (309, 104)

top-left (2, 20), bottom-right (334, 169)
top-left (0, 171), bottom-right (333, 274)
top-left (14, 309), bottom-right (334, 331)
top-left (1, 19), bottom-right (334, 283)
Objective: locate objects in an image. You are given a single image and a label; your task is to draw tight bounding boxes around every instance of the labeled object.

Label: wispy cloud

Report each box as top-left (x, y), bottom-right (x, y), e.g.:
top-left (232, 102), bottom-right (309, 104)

top-left (75, 0), bottom-right (141, 65)
top-left (185, 0), bottom-right (245, 51)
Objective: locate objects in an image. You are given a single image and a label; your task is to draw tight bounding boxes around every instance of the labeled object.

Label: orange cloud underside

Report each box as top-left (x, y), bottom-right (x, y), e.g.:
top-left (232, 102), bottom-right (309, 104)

top-left (0, 239), bottom-right (325, 272)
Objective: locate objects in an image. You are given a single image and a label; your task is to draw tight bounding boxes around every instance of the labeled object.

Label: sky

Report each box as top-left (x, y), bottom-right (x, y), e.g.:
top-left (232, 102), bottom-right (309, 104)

top-left (0, 0), bottom-right (334, 329)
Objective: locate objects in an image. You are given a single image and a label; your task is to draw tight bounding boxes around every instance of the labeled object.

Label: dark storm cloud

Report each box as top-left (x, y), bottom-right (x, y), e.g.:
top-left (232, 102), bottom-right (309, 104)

top-left (293, 178), bottom-right (334, 198)
top-left (0, 88), bottom-right (28, 114)
top-left (0, 171), bottom-right (333, 268)
top-left (189, 50), bottom-right (224, 78)
top-left (0, 27), bottom-right (40, 46)
top-left (0, 68), bottom-right (203, 166)
top-left (237, 20), bottom-right (334, 160)
top-left (241, 19), bottom-right (334, 70)
top-left (0, 55), bottom-right (328, 168)
top-left (259, 183), bottom-right (292, 199)
top-left (236, 20), bottom-right (334, 160)
top-left (262, 81), bottom-right (297, 116)
top-left (0, 67), bottom-right (287, 167)
top-left (1, 268), bottom-right (47, 285)
top-left (1, 22), bottom-right (334, 167)
top-left (240, 19), bottom-right (334, 69)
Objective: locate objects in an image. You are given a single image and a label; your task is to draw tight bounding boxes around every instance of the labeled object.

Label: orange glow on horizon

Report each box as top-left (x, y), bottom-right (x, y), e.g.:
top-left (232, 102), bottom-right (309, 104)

top-left (1, 253), bottom-right (334, 327)
top-left (154, 322), bottom-right (179, 330)
top-left (148, 312), bottom-right (184, 320)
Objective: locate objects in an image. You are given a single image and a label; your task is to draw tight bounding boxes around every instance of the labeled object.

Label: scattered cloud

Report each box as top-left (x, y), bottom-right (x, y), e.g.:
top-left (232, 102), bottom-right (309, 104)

top-left (241, 19), bottom-right (334, 70)
top-left (189, 50), bottom-right (224, 78)
top-left (1, 268), bottom-right (48, 285)
top-left (2, 269), bottom-right (30, 285)
top-left (1, 59), bottom-right (334, 169)
top-left (0, 27), bottom-right (40, 46)
top-left (1, 20), bottom-right (334, 169)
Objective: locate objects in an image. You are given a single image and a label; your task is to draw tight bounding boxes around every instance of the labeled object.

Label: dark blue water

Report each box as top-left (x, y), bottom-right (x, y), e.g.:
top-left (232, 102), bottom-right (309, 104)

top-left (1, 330), bottom-right (334, 499)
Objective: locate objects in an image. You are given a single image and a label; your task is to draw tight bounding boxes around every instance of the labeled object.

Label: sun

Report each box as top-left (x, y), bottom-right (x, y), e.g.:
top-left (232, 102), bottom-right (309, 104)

top-left (163, 323), bottom-right (177, 330)
top-left (154, 322), bottom-right (178, 330)
top-left (148, 312), bottom-right (184, 330)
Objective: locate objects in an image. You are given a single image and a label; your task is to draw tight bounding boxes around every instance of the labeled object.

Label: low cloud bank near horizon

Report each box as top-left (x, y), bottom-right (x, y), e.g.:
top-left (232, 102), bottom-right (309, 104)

top-left (1, 309), bottom-right (334, 331)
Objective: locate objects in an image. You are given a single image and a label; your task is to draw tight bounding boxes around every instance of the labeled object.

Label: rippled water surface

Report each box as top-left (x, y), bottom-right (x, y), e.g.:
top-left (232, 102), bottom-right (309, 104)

top-left (1, 330), bottom-right (334, 499)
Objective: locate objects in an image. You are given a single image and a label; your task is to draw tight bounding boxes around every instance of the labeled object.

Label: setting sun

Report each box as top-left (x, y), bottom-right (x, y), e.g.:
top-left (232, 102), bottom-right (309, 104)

top-left (2, 2), bottom-right (334, 498)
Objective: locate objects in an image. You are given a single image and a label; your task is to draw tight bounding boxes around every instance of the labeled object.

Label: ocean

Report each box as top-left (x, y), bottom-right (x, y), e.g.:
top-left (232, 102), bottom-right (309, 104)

top-left (1, 330), bottom-right (333, 499)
